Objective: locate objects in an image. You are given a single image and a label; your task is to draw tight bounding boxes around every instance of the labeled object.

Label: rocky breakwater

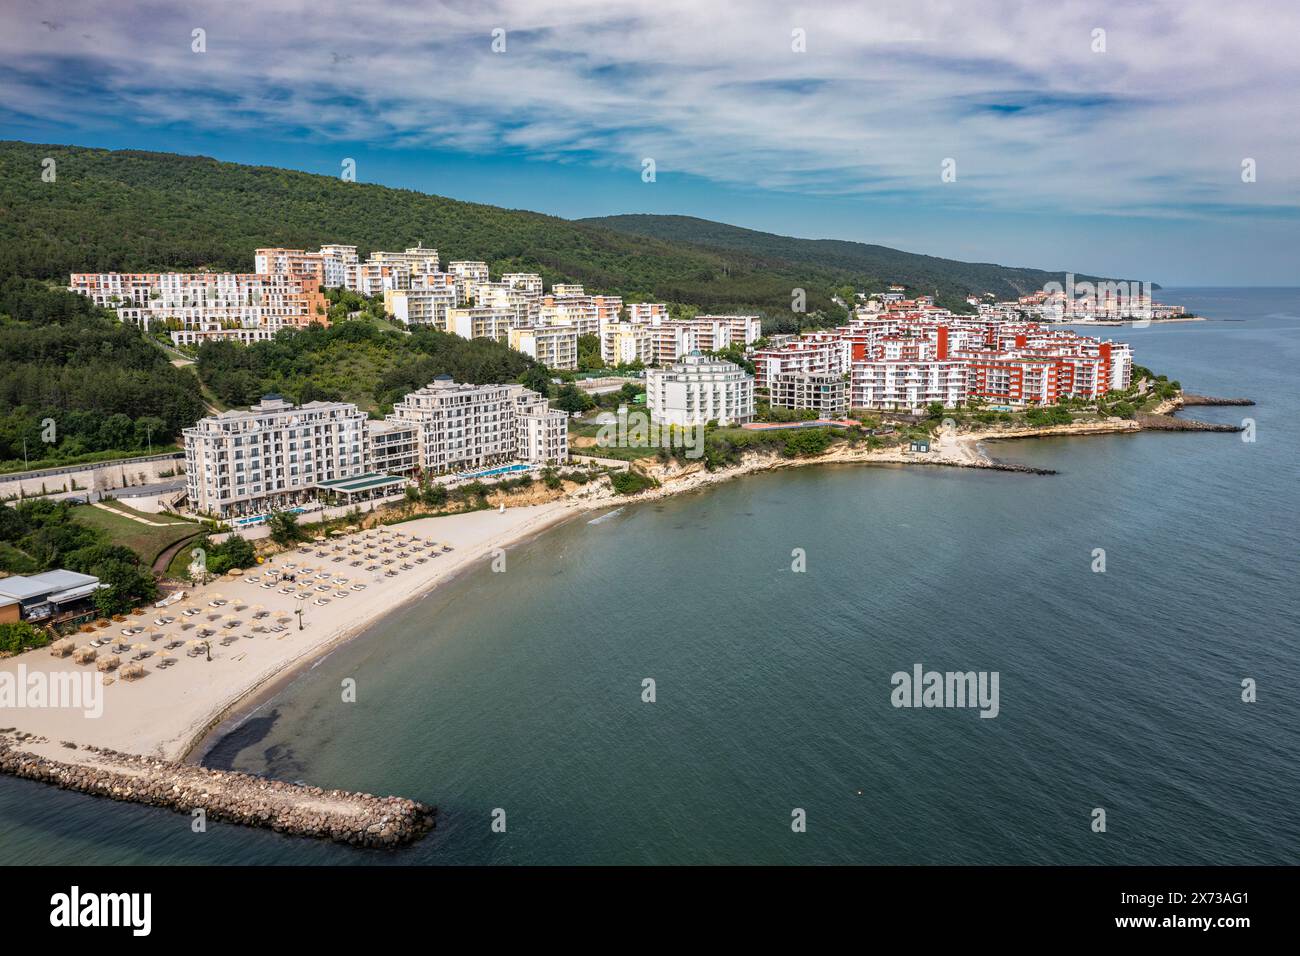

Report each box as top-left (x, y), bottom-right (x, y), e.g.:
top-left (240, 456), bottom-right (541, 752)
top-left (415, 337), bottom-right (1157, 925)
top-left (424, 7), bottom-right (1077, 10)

top-left (0, 733), bottom-right (435, 848)
top-left (1180, 394), bottom-right (1256, 407)
top-left (1136, 412), bottom-right (1245, 433)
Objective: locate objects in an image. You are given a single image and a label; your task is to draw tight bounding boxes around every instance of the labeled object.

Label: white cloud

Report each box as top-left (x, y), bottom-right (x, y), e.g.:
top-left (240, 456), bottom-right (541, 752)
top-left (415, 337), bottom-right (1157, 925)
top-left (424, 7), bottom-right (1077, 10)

top-left (2, 0), bottom-right (1297, 218)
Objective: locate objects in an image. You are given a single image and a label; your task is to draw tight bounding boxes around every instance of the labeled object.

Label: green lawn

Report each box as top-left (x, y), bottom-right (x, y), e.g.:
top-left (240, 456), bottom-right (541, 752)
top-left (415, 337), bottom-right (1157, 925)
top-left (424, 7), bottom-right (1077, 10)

top-left (71, 501), bottom-right (203, 566)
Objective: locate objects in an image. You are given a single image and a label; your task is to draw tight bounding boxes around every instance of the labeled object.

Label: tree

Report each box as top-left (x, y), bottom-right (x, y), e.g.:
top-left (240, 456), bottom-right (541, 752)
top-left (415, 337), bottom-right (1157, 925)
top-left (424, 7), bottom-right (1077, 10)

top-left (553, 384), bottom-right (593, 415)
top-left (267, 510), bottom-right (306, 547)
top-left (0, 621), bottom-right (48, 654)
top-left (421, 482), bottom-right (448, 508)
top-left (520, 365), bottom-right (552, 396)
top-left (93, 558), bottom-right (158, 615)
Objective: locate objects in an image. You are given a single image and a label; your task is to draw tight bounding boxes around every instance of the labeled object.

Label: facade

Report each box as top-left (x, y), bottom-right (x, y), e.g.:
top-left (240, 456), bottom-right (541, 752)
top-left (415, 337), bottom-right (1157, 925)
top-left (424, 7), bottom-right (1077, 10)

top-left (183, 396), bottom-right (370, 519)
top-left (366, 420), bottom-right (420, 476)
top-left (849, 360), bottom-right (968, 412)
top-left (449, 307), bottom-right (520, 343)
top-left (69, 272), bottom-right (328, 344)
top-left (601, 322), bottom-right (655, 367)
top-left (448, 261), bottom-right (491, 303)
top-left (628, 302), bottom-right (669, 324)
top-left (646, 352), bottom-right (755, 427)
top-left (386, 377), bottom-right (518, 474)
top-left (753, 334), bottom-right (851, 389)
top-left (511, 386), bottom-right (570, 465)
top-left (385, 286), bottom-right (457, 328)
top-left (508, 326), bottom-right (579, 370)
top-left (769, 371), bottom-right (848, 418)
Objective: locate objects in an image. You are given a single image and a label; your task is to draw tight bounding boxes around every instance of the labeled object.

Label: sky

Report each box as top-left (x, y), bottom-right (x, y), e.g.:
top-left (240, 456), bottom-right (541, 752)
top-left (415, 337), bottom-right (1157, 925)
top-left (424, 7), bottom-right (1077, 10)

top-left (2, 0), bottom-right (1297, 285)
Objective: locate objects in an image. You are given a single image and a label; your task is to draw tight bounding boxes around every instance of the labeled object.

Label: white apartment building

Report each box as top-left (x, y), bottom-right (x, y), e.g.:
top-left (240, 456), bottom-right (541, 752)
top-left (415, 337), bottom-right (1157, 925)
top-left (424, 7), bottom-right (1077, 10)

top-left (476, 282), bottom-right (540, 325)
top-left (502, 273), bottom-right (544, 295)
top-left (849, 361), bottom-right (968, 412)
top-left (385, 286), bottom-right (457, 328)
top-left (510, 386), bottom-right (569, 465)
top-left (646, 315), bottom-right (763, 364)
top-left (347, 260), bottom-right (411, 296)
top-left (753, 335), bottom-right (851, 389)
top-left (369, 245), bottom-right (440, 277)
top-left (449, 307), bottom-right (522, 343)
top-left (183, 396), bottom-right (370, 519)
top-left (628, 302), bottom-right (669, 324)
top-left (386, 377), bottom-right (518, 474)
top-left (540, 294), bottom-right (599, 336)
top-left (646, 352), bottom-right (755, 427)
top-left (317, 244), bottom-right (359, 288)
top-left (601, 322), bottom-right (655, 366)
top-left (366, 419), bottom-right (420, 475)
top-left (69, 272), bottom-right (327, 344)
top-left (769, 371), bottom-right (848, 418)
top-left (448, 261), bottom-right (490, 302)
top-left (509, 326), bottom-right (579, 370)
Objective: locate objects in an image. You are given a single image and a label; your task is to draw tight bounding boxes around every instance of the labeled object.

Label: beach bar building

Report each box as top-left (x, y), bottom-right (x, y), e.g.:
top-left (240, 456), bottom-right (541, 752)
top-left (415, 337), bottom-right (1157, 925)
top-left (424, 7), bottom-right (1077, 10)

top-left (0, 570), bottom-right (104, 628)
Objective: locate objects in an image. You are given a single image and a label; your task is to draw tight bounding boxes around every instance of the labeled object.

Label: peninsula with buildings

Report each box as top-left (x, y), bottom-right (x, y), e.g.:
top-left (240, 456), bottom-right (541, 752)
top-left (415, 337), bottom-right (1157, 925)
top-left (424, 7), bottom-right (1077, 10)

top-left (0, 233), bottom-right (1245, 845)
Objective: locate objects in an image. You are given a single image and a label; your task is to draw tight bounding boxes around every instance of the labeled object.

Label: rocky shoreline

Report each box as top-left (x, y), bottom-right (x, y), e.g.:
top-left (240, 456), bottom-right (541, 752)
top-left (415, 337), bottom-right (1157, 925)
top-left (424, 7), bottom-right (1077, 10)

top-left (0, 732), bottom-right (435, 848)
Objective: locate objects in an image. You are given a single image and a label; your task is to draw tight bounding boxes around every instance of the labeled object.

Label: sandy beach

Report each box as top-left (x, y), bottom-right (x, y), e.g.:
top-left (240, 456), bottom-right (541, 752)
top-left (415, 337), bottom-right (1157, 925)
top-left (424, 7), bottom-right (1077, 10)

top-left (0, 502), bottom-right (578, 763)
top-left (0, 412), bottom-right (1155, 768)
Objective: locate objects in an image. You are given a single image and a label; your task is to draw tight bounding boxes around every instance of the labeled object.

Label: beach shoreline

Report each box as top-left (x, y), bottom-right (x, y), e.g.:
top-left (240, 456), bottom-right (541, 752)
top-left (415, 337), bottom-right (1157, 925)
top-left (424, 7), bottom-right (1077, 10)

top-left (0, 397), bottom-right (1236, 776)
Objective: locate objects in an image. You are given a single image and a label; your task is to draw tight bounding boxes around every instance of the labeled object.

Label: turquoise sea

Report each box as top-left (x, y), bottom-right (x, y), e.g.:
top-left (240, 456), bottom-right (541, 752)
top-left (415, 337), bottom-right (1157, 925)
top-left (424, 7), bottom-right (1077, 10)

top-left (2, 288), bottom-right (1297, 865)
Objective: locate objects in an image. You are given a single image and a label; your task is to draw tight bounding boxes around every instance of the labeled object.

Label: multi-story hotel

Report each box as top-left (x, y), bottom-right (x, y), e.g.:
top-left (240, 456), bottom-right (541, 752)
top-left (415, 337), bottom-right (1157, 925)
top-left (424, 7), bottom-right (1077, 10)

top-left (628, 302), bottom-right (669, 324)
top-left (69, 271), bottom-right (328, 345)
top-left (849, 360), bottom-right (968, 412)
top-left (512, 387), bottom-right (570, 465)
top-left (183, 396), bottom-right (372, 519)
top-left (508, 326), bottom-right (579, 370)
top-left (646, 352), bottom-right (755, 427)
top-left (646, 314), bottom-right (762, 364)
top-left (769, 371), bottom-right (849, 419)
top-left (449, 306), bottom-right (524, 343)
top-left (387, 378), bottom-right (516, 476)
top-left (366, 419), bottom-right (420, 476)
top-left (601, 322), bottom-right (655, 366)
top-left (448, 261), bottom-right (491, 303)
top-left (385, 285), bottom-right (458, 328)
top-left (256, 244), bottom-right (357, 288)
top-left (753, 333), bottom-right (851, 389)
top-left (502, 273), bottom-right (544, 296)
top-left (184, 379), bottom-right (569, 515)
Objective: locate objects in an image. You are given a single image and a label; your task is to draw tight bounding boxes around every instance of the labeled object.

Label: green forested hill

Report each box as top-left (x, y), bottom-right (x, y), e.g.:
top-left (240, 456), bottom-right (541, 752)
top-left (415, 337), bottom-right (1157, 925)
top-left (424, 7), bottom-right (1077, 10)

top-left (1, 141), bottom-right (1119, 323)
top-left (580, 214), bottom-right (1134, 303)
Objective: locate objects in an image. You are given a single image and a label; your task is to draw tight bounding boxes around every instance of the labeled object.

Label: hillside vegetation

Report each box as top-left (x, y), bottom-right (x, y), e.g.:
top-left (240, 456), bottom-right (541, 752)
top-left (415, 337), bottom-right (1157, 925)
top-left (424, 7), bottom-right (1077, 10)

top-left (0, 279), bottom-right (206, 474)
top-left (1, 140), bottom-right (1121, 325)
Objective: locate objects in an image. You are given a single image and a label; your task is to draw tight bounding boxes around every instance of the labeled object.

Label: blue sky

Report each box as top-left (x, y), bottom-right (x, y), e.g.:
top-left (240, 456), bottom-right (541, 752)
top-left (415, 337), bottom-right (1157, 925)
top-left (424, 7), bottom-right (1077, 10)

top-left (3, 0), bottom-right (1297, 285)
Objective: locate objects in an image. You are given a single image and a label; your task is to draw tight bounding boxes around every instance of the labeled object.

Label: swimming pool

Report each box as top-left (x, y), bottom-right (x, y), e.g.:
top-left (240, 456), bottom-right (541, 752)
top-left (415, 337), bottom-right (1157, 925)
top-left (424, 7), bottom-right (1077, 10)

top-left (233, 506), bottom-right (306, 527)
top-left (457, 464), bottom-right (532, 480)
